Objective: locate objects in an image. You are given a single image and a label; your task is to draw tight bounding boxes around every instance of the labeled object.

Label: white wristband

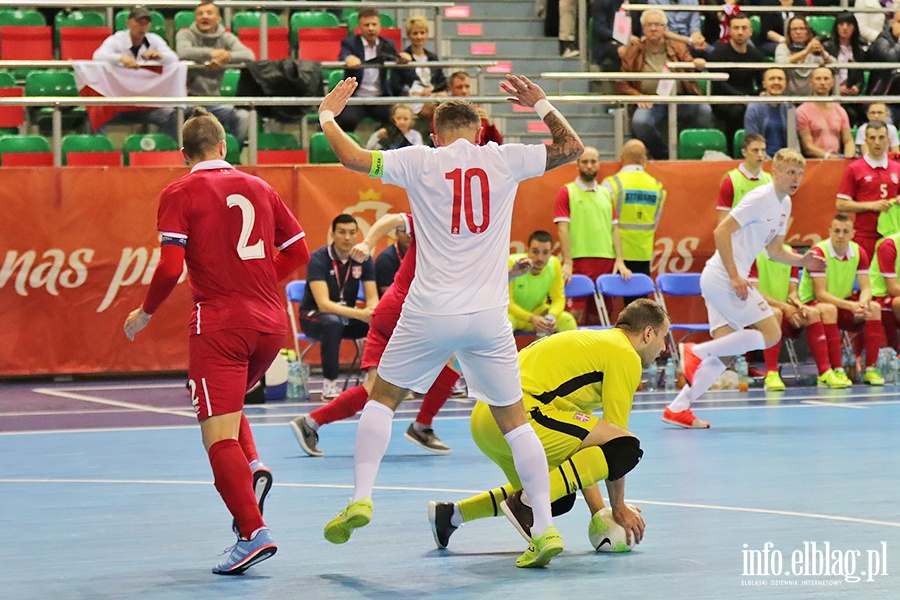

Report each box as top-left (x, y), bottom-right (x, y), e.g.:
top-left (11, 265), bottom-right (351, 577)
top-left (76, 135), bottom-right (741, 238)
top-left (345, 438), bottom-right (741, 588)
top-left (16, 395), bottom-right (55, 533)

top-left (533, 98), bottom-right (555, 120)
top-left (319, 110), bottom-right (335, 127)
top-left (824, 152), bottom-right (831, 159)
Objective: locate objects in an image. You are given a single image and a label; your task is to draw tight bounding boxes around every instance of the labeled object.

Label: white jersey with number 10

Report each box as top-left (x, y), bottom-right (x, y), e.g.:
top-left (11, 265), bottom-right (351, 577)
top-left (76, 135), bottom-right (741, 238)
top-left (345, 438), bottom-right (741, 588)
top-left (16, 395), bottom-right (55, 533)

top-left (381, 139), bottom-right (547, 315)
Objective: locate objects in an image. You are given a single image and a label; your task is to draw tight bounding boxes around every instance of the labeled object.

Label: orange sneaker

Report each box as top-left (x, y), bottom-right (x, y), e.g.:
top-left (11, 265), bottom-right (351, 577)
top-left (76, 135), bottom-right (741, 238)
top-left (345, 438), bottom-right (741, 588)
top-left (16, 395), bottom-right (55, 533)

top-left (679, 343), bottom-right (701, 386)
top-left (662, 407), bottom-right (710, 429)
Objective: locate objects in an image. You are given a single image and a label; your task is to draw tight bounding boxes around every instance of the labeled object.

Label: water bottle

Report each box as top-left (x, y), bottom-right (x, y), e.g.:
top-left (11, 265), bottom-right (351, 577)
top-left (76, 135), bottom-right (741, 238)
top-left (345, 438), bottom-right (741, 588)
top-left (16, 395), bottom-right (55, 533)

top-left (646, 360), bottom-right (658, 392)
top-left (736, 356), bottom-right (749, 392)
top-left (888, 348), bottom-right (898, 385)
top-left (536, 314), bottom-right (556, 339)
top-left (298, 360), bottom-right (310, 400)
top-left (286, 361), bottom-right (301, 400)
top-left (876, 348), bottom-right (888, 383)
top-left (665, 358), bottom-right (676, 392)
top-left (842, 345), bottom-right (858, 382)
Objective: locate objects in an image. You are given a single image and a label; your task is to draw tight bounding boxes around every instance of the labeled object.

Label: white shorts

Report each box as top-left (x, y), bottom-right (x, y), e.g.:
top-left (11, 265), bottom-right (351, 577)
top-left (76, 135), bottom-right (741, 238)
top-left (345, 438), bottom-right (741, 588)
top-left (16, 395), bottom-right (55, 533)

top-left (701, 266), bottom-right (773, 333)
top-left (377, 306), bottom-right (523, 407)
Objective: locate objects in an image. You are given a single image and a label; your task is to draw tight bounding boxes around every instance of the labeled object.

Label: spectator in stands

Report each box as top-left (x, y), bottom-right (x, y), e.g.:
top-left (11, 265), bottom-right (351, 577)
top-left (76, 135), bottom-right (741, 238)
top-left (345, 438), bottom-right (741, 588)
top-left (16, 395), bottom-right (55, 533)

top-left (392, 16), bottom-right (447, 122)
top-left (299, 214), bottom-right (379, 399)
top-left (837, 119), bottom-right (900, 259)
top-left (866, 12), bottom-right (900, 123)
top-left (797, 67), bottom-right (855, 159)
top-left (857, 103), bottom-right (900, 155)
top-left (554, 146), bottom-right (630, 323)
top-left (650, 0), bottom-right (708, 57)
top-left (708, 13), bottom-right (766, 155)
top-left (707, 0), bottom-right (743, 48)
top-left (799, 213), bottom-right (885, 386)
top-left (716, 133), bottom-right (772, 224)
top-left (855, 0), bottom-right (887, 47)
top-left (617, 8), bottom-right (711, 160)
top-left (373, 219), bottom-right (412, 296)
top-left (775, 16), bottom-right (834, 95)
top-left (338, 8), bottom-right (411, 132)
top-left (508, 230), bottom-right (578, 335)
top-left (175, 1), bottom-right (254, 143)
top-left (447, 71), bottom-right (503, 145)
top-left (591, 0), bottom-right (627, 70)
top-left (365, 104), bottom-right (424, 150)
top-left (823, 11), bottom-right (866, 125)
top-left (536, 0), bottom-right (583, 57)
top-left (757, 0), bottom-right (800, 56)
top-left (744, 67), bottom-right (791, 158)
top-left (92, 6), bottom-right (179, 138)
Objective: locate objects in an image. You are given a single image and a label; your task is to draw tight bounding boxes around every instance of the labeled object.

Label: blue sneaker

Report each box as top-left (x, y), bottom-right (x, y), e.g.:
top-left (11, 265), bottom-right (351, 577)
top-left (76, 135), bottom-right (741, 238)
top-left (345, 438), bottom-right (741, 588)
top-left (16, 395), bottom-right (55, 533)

top-left (212, 528), bottom-right (277, 575)
top-left (232, 462), bottom-right (273, 536)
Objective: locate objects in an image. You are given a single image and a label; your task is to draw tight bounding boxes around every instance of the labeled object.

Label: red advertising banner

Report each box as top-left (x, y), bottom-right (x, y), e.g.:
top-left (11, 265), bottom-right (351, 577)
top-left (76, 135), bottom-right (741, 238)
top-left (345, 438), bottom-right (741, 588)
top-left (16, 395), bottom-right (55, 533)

top-left (1, 160), bottom-right (845, 377)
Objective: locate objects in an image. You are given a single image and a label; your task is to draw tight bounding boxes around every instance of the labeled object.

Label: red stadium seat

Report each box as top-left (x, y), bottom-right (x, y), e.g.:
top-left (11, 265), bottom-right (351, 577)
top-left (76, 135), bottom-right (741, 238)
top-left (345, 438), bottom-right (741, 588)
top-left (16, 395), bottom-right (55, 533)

top-left (66, 151), bottom-right (121, 167)
top-left (296, 27), bottom-right (345, 61)
top-left (59, 26), bottom-right (112, 60)
top-left (1, 152), bottom-right (53, 166)
top-left (0, 87), bottom-right (24, 129)
top-left (0, 25), bottom-right (52, 59)
top-left (128, 151), bottom-right (184, 166)
top-left (238, 27), bottom-right (290, 60)
top-left (257, 149), bottom-right (308, 164)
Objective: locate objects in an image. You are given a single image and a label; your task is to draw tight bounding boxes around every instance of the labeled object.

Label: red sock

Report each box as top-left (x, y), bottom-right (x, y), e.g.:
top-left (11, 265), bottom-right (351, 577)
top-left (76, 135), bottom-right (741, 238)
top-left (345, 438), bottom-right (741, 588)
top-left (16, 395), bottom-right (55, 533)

top-left (883, 312), bottom-right (899, 350)
top-left (311, 385), bottom-right (368, 426)
top-left (763, 340), bottom-right (781, 372)
top-left (865, 319), bottom-right (884, 367)
top-left (824, 322), bottom-right (842, 368)
top-left (806, 321), bottom-right (832, 375)
top-left (417, 366), bottom-right (459, 426)
top-left (208, 439), bottom-right (264, 539)
top-left (237, 413), bottom-right (258, 464)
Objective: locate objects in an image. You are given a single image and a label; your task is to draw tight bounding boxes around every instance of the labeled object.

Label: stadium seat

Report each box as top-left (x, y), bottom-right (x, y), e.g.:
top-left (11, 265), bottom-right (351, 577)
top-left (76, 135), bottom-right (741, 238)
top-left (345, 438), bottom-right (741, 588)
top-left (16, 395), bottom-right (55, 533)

top-left (256, 132), bottom-right (306, 164)
top-left (55, 10), bottom-right (108, 56)
top-left (225, 133), bottom-right (241, 165)
top-left (733, 129), bottom-right (745, 159)
top-left (174, 10), bottom-right (195, 31)
top-left (221, 69), bottom-right (241, 97)
top-left (122, 133), bottom-right (179, 165)
top-left (114, 10), bottom-right (167, 40)
top-left (654, 273), bottom-right (709, 372)
top-left (0, 134), bottom-right (52, 167)
top-left (0, 9), bottom-right (44, 26)
top-left (232, 12), bottom-right (289, 59)
top-left (296, 26), bottom-right (347, 61)
top-left (309, 131), bottom-right (359, 163)
top-left (290, 11), bottom-right (341, 47)
top-left (595, 274), bottom-right (656, 326)
top-left (0, 72), bottom-right (24, 132)
top-left (258, 132), bottom-right (300, 150)
top-left (24, 70), bottom-right (87, 133)
top-left (678, 128), bottom-right (727, 160)
top-left (0, 9), bottom-right (52, 60)
top-left (326, 69), bottom-right (345, 92)
top-left (749, 15), bottom-right (761, 41)
top-left (563, 274), bottom-right (606, 330)
top-left (128, 151), bottom-right (184, 166)
top-left (807, 16), bottom-right (834, 40)
top-left (61, 134), bottom-right (116, 166)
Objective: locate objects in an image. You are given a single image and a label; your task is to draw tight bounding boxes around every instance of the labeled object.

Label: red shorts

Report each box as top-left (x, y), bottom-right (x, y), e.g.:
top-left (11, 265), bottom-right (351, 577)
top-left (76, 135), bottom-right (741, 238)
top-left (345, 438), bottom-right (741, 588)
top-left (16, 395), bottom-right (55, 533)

top-left (780, 314), bottom-right (804, 339)
top-left (188, 328), bottom-right (284, 421)
top-left (568, 257), bottom-right (616, 312)
top-left (360, 310), bottom-right (401, 370)
top-left (807, 293), bottom-right (865, 332)
top-left (875, 295), bottom-right (894, 311)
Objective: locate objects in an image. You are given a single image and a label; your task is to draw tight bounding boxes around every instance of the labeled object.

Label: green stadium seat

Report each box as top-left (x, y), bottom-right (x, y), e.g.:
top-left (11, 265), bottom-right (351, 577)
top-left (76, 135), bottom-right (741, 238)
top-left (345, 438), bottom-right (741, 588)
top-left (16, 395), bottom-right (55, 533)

top-left (232, 12), bottom-right (289, 60)
top-left (290, 11), bottom-right (341, 47)
top-left (61, 134), bottom-right (117, 166)
top-left (0, 9), bottom-right (46, 26)
top-left (0, 10), bottom-right (51, 61)
top-left (678, 128), bottom-right (727, 160)
top-left (0, 134), bottom-right (52, 166)
top-left (326, 69), bottom-right (344, 92)
top-left (56, 11), bottom-right (110, 60)
top-left (24, 70), bottom-right (86, 133)
top-left (733, 129), bottom-right (745, 159)
top-left (231, 11), bottom-right (282, 34)
top-left (0, 72), bottom-right (15, 87)
top-left (749, 15), bottom-right (761, 41)
top-left (225, 133), bottom-right (241, 165)
top-left (174, 10), bottom-right (195, 31)
top-left (122, 133), bottom-right (179, 166)
top-left (258, 132), bottom-right (301, 150)
top-left (807, 16), bottom-right (834, 40)
top-left (114, 10), bottom-right (167, 40)
top-left (221, 69), bottom-right (241, 97)
top-left (0, 71), bottom-right (23, 132)
top-left (310, 131), bottom-right (359, 163)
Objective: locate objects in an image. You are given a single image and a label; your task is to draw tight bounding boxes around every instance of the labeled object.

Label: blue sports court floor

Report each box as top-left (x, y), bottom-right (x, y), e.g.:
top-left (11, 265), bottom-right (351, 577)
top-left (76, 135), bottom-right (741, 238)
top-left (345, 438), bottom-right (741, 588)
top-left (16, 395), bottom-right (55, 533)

top-left (1, 377), bottom-right (898, 599)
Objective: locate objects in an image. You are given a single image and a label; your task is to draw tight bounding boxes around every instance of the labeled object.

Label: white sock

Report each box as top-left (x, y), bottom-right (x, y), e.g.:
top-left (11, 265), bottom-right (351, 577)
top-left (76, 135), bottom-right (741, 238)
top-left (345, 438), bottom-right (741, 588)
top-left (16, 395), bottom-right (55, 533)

top-left (667, 356), bottom-right (726, 412)
top-left (306, 415), bottom-right (320, 431)
top-left (504, 423), bottom-right (553, 537)
top-left (693, 329), bottom-right (766, 359)
top-left (451, 503), bottom-right (464, 527)
top-left (351, 400), bottom-right (394, 502)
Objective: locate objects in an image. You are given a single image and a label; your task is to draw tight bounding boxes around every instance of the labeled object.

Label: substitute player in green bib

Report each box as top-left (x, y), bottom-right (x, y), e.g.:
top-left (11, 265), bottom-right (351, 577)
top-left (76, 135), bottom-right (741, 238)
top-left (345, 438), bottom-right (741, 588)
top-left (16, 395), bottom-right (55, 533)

top-left (869, 231), bottom-right (900, 349)
top-left (427, 299), bottom-right (667, 554)
top-left (509, 230), bottom-right (577, 335)
top-left (799, 214), bottom-right (885, 385)
top-left (749, 246), bottom-right (846, 389)
top-left (716, 133), bottom-right (772, 224)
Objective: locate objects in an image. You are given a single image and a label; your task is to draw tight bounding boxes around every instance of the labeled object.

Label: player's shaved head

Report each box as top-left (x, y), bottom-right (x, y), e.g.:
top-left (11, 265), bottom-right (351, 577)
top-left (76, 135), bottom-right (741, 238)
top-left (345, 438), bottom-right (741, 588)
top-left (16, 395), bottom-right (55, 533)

top-left (620, 140), bottom-right (647, 165)
top-left (182, 107), bottom-right (226, 162)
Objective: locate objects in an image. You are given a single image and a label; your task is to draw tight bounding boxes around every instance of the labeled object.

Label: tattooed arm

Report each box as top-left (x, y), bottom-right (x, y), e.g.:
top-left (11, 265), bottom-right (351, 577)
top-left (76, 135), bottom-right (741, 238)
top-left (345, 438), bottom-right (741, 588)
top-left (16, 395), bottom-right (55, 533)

top-left (499, 74), bottom-right (584, 171)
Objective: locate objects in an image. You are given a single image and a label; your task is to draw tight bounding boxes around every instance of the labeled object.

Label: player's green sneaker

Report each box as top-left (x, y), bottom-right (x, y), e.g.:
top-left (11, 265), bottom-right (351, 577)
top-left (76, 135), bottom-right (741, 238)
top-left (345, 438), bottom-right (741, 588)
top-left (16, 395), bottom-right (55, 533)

top-left (834, 369), bottom-right (854, 386)
top-left (863, 367), bottom-right (885, 386)
top-left (817, 369), bottom-right (849, 389)
top-left (324, 497), bottom-right (373, 544)
top-left (515, 525), bottom-right (564, 568)
top-left (763, 371), bottom-right (785, 391)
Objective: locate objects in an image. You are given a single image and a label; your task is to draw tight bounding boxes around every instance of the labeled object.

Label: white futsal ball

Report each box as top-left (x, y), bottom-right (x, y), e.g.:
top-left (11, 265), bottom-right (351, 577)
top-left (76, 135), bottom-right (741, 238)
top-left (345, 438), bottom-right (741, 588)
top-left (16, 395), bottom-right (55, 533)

top-left (589, 507), bottom-right (635, 553)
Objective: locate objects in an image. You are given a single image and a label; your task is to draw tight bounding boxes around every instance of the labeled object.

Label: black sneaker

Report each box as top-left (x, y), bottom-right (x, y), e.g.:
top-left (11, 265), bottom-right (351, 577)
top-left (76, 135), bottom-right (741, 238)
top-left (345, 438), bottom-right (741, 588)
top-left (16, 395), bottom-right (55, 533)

top-left (289, 415), bottom-right (324, 457)
top-left (428, 501), bottom-right (458, 549)
top-left (404, 424), bottom-right (452, 454)
top-left (232, 462), bottom-right (273, 536)
top-left (500, 490), bottom-right (533, 541)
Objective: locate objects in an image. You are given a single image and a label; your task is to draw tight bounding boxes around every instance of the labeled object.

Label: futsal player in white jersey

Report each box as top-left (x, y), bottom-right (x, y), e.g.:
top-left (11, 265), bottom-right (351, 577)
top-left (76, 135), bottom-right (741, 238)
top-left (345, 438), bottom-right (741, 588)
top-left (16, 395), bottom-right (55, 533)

top-left (316, 75), bottom-right (584, 568)
top-left (663, 148), bottom-right (826, 429)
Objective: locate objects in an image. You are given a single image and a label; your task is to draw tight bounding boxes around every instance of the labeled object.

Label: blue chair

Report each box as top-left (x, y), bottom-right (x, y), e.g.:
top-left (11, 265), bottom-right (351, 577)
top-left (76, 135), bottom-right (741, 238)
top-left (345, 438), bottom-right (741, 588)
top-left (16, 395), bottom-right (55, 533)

top-left (564, 274), bottom-right (606, 330)
top-left (595, 273), bottom-right (656, 326)
top-left (654, 273), bottom-right (709, 371)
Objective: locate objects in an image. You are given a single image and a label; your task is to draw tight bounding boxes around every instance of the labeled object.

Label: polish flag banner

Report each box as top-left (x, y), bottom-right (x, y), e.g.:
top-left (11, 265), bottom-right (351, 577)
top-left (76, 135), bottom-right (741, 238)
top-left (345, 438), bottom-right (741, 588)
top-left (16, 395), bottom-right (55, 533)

top-left (71, 61), bottom-right (188, 130)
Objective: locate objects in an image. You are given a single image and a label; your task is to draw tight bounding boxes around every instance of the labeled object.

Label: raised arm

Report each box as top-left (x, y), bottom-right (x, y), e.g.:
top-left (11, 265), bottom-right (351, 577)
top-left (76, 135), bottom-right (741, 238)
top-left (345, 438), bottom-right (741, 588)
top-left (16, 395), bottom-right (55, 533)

top-left (349, 213), bottom-right (407, 262)
top-left (318, 78), bottom-right (376, 173)
top-left (500, 75), bottom-right (584, 171)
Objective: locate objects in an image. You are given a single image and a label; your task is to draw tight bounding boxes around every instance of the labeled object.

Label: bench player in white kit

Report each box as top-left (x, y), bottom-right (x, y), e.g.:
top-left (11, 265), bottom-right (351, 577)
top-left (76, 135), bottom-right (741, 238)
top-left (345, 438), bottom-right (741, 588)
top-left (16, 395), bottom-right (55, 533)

top-left (316, 75), bottom-right (584, 568)
top-left (663, 148), bottom-right (827, 428)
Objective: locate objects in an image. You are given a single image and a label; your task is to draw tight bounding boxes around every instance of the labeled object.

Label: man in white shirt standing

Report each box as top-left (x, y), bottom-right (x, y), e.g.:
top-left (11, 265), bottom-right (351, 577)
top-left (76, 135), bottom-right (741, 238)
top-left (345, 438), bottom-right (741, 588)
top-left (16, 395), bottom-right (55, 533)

top-left (663, 148), bottom-right (826, 428)
top-left (92, 6), bottom-right (179, 138)
top-left (317, 74), bottom-right (585, 568)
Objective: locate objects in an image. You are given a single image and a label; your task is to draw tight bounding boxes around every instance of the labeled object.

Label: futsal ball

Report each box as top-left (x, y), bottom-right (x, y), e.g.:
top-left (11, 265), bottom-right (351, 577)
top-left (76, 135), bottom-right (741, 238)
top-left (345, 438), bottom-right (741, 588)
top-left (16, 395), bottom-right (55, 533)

top-left (589, 507), bottom-right (635, 553)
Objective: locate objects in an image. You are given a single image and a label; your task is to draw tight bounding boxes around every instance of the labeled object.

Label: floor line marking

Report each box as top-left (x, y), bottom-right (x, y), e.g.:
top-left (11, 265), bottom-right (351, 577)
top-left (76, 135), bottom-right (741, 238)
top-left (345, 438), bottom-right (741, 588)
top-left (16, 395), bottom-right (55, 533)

top-left (800, 400), bottom-right (868, 409)
top-left (31, 388), bottom-right (196, 418)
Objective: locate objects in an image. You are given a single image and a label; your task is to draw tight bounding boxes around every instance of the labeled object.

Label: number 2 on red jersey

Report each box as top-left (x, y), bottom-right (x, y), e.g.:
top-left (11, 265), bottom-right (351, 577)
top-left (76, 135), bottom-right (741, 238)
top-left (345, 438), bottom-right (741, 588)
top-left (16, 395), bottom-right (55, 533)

top-left (446, 168), bottom-right (491, 234)
top-left (227, 194), bottom-right (265, 260)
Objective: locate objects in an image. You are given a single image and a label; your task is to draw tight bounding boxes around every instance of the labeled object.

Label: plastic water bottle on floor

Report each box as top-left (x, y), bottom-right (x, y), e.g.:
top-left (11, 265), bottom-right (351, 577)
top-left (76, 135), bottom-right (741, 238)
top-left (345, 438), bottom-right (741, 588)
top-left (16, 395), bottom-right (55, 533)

top-left (665, 358), bottom-right (676, 392)
top-left (287, 361), bottom-right (302, 400)
top-left (735, 356), bottom-right (749, 392)
top-left (646, 360), bottom-right (658, 392)
top-left (887, 349), bottom-right (898, 385)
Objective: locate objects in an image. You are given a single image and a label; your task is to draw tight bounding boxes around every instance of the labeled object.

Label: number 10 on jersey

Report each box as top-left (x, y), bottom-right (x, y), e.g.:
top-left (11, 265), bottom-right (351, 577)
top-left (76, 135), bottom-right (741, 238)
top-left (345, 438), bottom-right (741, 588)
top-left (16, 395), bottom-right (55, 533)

top-left (446, 168), bottom-right (491, 235)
